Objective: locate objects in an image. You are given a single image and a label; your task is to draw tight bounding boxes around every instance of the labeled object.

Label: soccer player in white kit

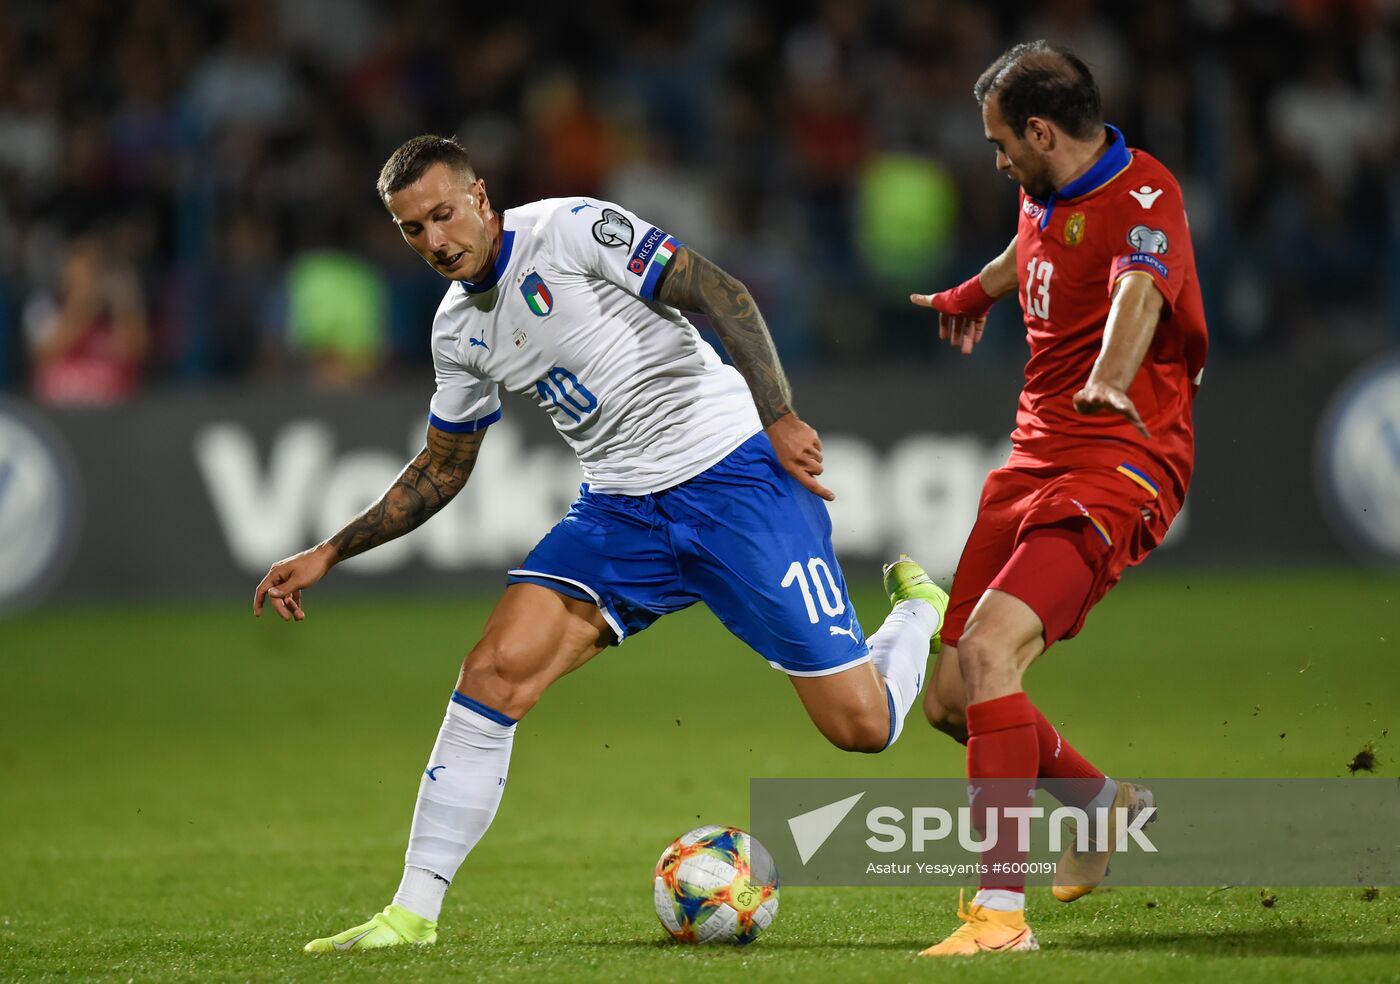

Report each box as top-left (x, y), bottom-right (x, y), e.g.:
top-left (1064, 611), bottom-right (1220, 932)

top-left (253, 135), bottom-right (947, 952)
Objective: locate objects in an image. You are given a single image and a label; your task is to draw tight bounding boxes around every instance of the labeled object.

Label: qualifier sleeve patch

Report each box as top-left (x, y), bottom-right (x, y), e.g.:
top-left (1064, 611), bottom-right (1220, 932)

top-left (592, 208), bottom-right (633, 248)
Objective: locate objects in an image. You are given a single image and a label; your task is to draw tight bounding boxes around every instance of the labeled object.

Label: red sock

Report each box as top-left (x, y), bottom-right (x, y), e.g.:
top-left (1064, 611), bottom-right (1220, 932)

top-left (1032, 708), bottom-right (1107, 809)
top-left (966, 692), bottom-right (1038, 895)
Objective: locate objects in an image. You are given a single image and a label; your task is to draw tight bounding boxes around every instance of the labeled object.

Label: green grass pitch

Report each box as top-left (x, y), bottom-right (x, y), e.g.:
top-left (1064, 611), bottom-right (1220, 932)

top-left (2, 570), bottom-right (1398, 982)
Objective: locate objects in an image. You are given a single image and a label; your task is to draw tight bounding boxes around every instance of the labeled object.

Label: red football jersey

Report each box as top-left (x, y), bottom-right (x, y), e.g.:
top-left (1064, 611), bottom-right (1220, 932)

top-left (1007, 126), bottom-right (1208, 506)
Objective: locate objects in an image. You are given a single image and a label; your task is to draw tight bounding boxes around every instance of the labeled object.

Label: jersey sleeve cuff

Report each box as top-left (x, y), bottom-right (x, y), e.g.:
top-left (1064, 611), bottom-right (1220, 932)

top-left (1116, 252), bottom-right (1169, 279)
top-left (639, 237), bottom-right (683, 301)
top-left (428, 406), bottom-right (503, 433)
top-left (1110, 254), bottom-right (1175, 312)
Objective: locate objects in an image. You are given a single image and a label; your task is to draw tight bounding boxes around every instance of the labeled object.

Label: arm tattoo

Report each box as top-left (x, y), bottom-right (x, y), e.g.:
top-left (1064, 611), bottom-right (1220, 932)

top-left (328, 426), bottom-right (486, 562)
top-left (656, 247), bottom-right (794, 426)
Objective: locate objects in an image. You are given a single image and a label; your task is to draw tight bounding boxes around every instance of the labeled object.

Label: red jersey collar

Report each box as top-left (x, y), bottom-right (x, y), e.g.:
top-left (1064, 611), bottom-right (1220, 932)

top-left (1029, 124), bottom-right (1131, 230)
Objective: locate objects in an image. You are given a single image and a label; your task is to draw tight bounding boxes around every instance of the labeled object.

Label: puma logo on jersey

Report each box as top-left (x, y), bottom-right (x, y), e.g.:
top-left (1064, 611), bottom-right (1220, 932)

top-left (1129, 185), bottom-right (1164, 209)
top-left (829, 624), bottom-right (858, 641)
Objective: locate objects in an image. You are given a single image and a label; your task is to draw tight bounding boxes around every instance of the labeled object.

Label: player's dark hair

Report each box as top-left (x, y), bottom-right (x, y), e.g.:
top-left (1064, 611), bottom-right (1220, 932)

top-left (376, 134), bottom-right (476, 207)
top-left (973, 41), bottom-right (1103, 141)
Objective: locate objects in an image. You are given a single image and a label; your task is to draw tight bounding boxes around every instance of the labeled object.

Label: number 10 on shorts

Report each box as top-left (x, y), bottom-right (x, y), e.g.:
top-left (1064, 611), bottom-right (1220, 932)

top-left (781, 558), bottom-right (846, 624)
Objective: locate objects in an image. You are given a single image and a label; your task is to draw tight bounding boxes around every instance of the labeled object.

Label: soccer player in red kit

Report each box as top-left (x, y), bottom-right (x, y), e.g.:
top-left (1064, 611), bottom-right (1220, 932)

top-left (909, 41), bottom-right (1208, 955)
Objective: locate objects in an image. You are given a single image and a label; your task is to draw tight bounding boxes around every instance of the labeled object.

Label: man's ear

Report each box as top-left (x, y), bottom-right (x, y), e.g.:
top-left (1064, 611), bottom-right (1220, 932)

top-left (1025, 116), bottom-right (1056, 152)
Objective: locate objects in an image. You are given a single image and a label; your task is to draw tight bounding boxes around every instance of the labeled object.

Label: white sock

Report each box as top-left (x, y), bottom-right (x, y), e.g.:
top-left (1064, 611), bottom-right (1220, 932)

top-left (1086, 777), bottom-right (1118, 815)
top-left (972, 888), bottom-right (1026, 911)
top-left (394, 865), bottom-right (450, 922)
top-left (1079, 777), bottom-right (1119, 843)
top-left (392, 694), bottom-right (516, 922)
top-left (867, 599), bottom-right (939, 748)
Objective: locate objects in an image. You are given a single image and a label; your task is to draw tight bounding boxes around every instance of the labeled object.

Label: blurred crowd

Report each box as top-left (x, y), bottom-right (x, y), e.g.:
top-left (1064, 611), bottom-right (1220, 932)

top-left (0, 0), bottom-right (1396, 403)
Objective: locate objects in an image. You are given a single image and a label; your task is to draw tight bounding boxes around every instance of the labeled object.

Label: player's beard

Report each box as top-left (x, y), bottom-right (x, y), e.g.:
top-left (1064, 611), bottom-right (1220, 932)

top-left (1015, 150), bottom-right (1057, 202)
top-left (1019, 163), bottom-right (1057, 201)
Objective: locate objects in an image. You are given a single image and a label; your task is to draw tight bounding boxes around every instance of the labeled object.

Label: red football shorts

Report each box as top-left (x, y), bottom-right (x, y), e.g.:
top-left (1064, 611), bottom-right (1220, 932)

top-left (943, 463), bottom-right (1178, 648)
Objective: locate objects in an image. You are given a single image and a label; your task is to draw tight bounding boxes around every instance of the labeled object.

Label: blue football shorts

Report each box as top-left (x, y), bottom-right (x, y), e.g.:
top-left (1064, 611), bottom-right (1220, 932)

top-left (508, 432), bottom-right (870, 676)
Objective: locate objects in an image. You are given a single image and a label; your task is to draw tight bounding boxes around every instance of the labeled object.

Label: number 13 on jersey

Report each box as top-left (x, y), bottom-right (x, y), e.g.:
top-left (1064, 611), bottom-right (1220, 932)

top-left (1025, 257), bottom-right (1053, 319)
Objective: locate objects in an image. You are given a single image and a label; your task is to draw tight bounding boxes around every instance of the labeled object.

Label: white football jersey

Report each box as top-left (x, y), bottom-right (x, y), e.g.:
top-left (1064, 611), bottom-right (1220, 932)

top-left (427, 198), bottom-right (762, 494)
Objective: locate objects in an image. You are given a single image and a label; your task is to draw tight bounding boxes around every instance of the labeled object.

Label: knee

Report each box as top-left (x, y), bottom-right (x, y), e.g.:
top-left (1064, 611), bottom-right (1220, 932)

top-left (457, 640), bottom-right (548, 720)
top-left (824, 707), bottom-right (891, 754)
top-left (923, 689), bottom-right (968, 744)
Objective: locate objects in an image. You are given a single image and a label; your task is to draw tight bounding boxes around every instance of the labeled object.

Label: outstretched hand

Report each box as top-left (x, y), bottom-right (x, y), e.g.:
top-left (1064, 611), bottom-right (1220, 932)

top-left (766, 413), bottom-right (834, 501)
top-left (911, 288), bottom-right (991, 356)
top-left (253, 543), bottom-right (337, 622)
top-left (1073, 381), bottom-right (1151, 437)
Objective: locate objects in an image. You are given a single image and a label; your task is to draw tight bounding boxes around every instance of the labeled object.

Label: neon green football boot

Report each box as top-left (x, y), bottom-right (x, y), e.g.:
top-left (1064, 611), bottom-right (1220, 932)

top-left (881, 554), bottom-right (950, 657)
top-left (303, 904), bottom-right (437, 954)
